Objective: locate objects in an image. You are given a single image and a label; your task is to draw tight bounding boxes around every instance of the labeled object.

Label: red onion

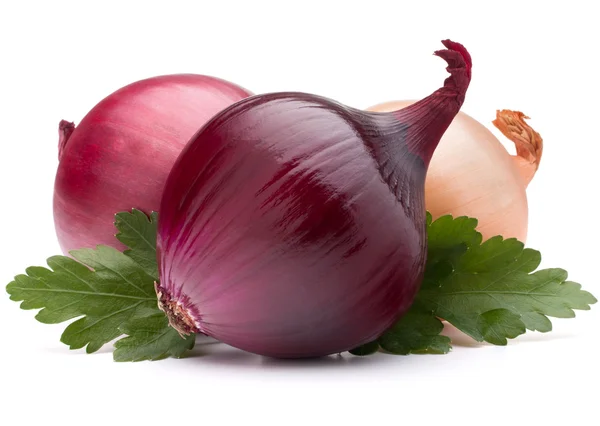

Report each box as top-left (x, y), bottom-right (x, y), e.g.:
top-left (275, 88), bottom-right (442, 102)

top-left (53, 74), bottom-right (252, 254)
top-left (157, 40), bottom-right (472, 358)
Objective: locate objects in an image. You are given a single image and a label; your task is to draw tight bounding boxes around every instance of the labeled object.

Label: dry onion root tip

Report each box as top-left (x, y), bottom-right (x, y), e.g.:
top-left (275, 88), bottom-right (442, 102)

top-left (492, 110), bottom-right (543, 186)
top-left (154, 281), bottom-right (201, 338)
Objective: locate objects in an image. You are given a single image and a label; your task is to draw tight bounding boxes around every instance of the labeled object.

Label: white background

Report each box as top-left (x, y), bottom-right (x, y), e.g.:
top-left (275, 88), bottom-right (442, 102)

top-left (0, 1), bottom-right (598, 425)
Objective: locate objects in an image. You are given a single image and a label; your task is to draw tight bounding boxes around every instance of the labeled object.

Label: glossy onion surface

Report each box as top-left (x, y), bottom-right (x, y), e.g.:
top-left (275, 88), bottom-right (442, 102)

top-left (157, 41), bottom-right (472, 358)
top-left (53, 74), bottom-right (251, 253)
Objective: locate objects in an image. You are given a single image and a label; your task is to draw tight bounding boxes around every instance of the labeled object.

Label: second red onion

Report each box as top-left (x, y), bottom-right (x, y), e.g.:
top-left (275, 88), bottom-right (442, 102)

top-left (53, 74), bottom-right (252, 254)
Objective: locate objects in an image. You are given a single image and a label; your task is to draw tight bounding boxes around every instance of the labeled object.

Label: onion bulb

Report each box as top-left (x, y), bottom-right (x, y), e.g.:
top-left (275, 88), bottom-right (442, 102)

top-left (157, 40), bottom-right (472, 358)
top-left (367, 101), bottom-right (543, 242)
top-left (53, 74), bottom-right (252, 254)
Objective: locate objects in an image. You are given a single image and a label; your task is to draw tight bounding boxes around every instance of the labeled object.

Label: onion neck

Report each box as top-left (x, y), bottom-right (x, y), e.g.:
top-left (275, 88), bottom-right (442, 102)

top-left (492, 110), bottom-right (543, 187)
top-left (58, 120), bottom-right (75, 161)
top-left (359, 40), bottom-right (472, 221)
top-left (390, 39), bottom-right (472, 167)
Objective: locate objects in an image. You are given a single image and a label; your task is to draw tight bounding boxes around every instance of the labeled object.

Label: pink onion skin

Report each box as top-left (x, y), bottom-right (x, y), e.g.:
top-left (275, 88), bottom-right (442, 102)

top-left (157, 41), bottom-right (472, 358)
top-left (53, 74), bottom-right (252, 254)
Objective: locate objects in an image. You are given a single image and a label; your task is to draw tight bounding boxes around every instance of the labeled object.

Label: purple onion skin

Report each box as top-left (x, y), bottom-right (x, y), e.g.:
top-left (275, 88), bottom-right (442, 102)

top-left (53, 74), bottom-right (252, 254)
top-left (158, 41), bottom-right (472, 358)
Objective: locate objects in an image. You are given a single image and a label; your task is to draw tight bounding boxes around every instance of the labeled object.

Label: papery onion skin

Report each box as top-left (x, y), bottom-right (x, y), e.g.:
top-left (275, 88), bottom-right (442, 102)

top-left (367, 101), bottom-right (543, 242)
top-left (157, 40), bottom-right (472, 358)
top-left (53, 74), bottom-right (252, 254)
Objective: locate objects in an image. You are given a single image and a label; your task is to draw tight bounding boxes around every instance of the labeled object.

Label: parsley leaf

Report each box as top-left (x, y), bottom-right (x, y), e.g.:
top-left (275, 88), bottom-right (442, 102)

top-left (378, 305), bottom-right (452, 355)
top-left (350, 304), bottom-right (451, 356)
top-left (476, 309), bottom-right (526, 345)
top-left (7, 246), bottom-right (157, 353)
top-left (6, 210), bottom-right (597, 361)
top-left (6, 210), bottom-right (194, 361)
top-left (115, 209), bottom-right (159, 280)
top-left (420, 215), bottom-right (597, 343)
top-left (374, 214), bottom-right (597, 353)
top-left (349, 340), bottom-right (380, 356)
top-left (114, 313), bottom-right (195, 362)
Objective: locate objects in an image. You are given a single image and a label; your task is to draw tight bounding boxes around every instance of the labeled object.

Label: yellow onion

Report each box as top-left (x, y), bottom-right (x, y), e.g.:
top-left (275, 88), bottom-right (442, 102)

top-left (367, 101), bottom-right (543, 242)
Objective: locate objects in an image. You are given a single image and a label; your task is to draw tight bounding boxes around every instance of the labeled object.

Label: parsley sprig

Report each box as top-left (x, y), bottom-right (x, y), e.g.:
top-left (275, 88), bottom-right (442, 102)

top-left (352, 214), bottom-right (597, 355)
top-left (6, 209), bottom-right (193, 361)
top-left (6, 210), bottom-right (596, 361)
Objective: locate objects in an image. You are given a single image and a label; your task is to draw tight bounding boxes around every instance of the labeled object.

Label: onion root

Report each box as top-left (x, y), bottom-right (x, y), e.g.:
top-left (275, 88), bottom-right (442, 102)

top-left (493, 109), bottom-right (543, 186)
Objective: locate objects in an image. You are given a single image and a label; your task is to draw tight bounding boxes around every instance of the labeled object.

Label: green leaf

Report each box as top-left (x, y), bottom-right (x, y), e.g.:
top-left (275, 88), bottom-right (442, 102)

top-left (7, 245), bottom-right (157, 353)
top-left (6, 209), bottom-right (597, 361)
top-left (6, 210), bottom-right (195, 361)
top-left (377, 306), bottom-right (451, 355)
top-left (113, 314), bottom-right (195, 362)
top-left (367, 214), bottom-right (596, 357)
top-left (520, 311), bottom-right (552, 333)
top-left (115, 209), bottom-right (159, 280)
top-left (477, 309), bottom-right (526, 346)
top-left (416, 215), bottom-right (597, 345)
top-left (349, 340), bottom-right (380, 356)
